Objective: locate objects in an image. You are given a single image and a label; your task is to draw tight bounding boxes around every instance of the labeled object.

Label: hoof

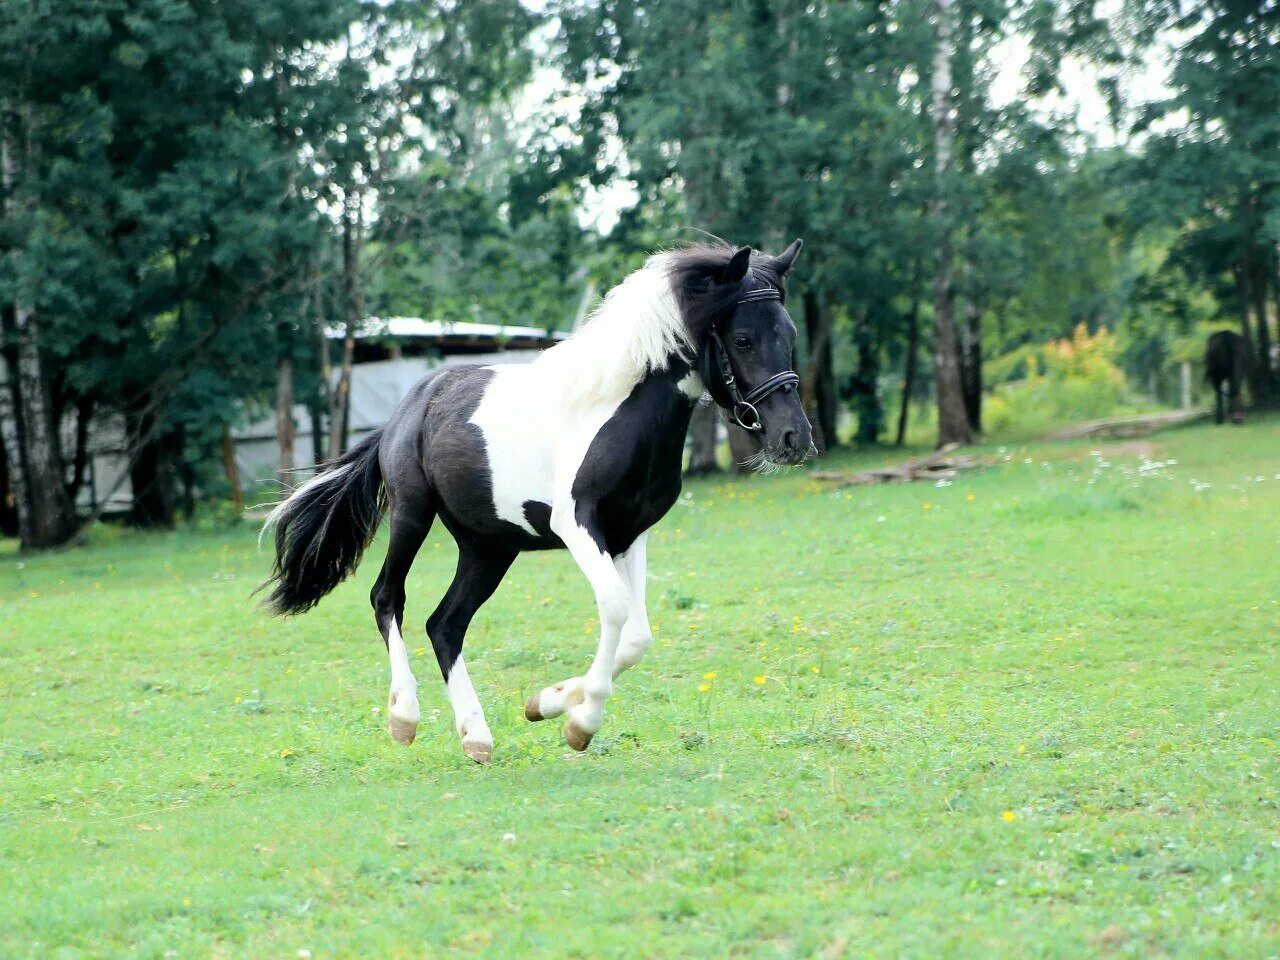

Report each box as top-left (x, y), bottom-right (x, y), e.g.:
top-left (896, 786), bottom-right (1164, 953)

top-left (564, 720), bottom-right (593, 752)
top-left (524, 694), bottom-right (545, 722)
top-left (387, 690), bottom-right (419, 745)
top-left (388, 714), bottom-right (418, 745)
top-left (525, 680), bottom-right (577, 722)
top-left (462, 739), bottom-right (492, 765)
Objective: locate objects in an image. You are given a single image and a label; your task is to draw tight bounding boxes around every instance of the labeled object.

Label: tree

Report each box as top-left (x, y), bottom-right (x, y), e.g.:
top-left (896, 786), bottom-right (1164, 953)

top-left (1131, 0), bottom-right (1280, 407)
top-left (930, 0), bottom-right (973, 446)
top-left (0, 5), bottom-right (90, 547)
top-left (318, 1), bottom-right (537, 457)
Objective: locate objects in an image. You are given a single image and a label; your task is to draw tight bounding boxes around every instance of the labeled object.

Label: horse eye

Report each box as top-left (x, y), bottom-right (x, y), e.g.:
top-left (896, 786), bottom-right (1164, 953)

top-left (733, 335), bottom-right (751, 349)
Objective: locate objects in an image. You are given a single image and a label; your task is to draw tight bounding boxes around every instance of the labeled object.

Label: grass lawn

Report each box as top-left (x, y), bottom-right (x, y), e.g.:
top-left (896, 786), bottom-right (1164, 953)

top-left (3, 419), bottom-right (1279, 958)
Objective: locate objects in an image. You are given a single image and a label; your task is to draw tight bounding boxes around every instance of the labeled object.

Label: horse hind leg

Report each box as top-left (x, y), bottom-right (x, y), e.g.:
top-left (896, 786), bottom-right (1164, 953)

top-left (427, 541), bottom-right (516, 764)
top-left (371, 488), bottom-right (435, 746)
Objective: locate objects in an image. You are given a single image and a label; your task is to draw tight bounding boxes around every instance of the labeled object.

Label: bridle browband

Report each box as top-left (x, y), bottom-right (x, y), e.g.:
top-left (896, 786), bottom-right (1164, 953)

top-left (709, 285), bottom-right (801, 431)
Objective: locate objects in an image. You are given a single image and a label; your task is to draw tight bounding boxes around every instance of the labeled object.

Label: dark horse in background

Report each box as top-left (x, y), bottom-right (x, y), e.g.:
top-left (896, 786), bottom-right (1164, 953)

top-left (259, 242), bottom-right (813, 763)
top-left (1206, 329), bottom-right (1248, 424)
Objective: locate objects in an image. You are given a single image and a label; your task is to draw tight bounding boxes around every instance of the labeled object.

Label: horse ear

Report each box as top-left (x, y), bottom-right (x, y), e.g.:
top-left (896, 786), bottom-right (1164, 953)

top-left (774, 238), bottom-right (803, 276)
top-left (718, 246), bottom-right (752, 285)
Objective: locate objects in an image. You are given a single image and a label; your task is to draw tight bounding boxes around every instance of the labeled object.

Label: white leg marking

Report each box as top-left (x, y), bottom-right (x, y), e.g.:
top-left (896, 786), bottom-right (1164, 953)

top-left (527, 675), bottom-right (584, 722)
top-left (447, 656), bottom-right (493, 763)
top-left (549, 509), bottom-right (631, 749)
top-left (386, 621), bottom-right (420, 745)
top-left (613, 533), bottom-right (653, 678)
top-left (526, 534), bottom-right (651, 722)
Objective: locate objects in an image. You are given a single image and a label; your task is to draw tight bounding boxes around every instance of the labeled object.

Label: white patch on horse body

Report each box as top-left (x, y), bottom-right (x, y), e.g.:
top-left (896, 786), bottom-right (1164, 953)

top-left (470, 255), bottom-right (687, 536)
top-left (469, 365), bottom-right (620, 535)
top-left (258, 462), bottom-right (353, 545)
top-left (677, 370), bottom-right (704, 400)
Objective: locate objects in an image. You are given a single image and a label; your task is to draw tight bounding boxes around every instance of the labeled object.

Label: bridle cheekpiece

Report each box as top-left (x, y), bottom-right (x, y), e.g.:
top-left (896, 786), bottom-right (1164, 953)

top-left (709, 285), bottom-right (801, 432)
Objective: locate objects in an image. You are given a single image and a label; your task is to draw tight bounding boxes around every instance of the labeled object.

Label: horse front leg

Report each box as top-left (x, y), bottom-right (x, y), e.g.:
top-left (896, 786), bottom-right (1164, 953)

top-left (613, 533), bottom-right (652, 678)
top-left (526, 505), bottom-right (629, 751)
top-left (524, 533), bottom-right (652, 727)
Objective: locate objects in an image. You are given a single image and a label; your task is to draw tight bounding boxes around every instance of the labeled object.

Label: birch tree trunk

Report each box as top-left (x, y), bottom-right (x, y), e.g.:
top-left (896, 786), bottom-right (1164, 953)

top-left (0, 103), bottom-right (77, 548)
top-left (312, 257), bottom-right (331, 465)
top-left (0, 423), bottom-right (18, 536)
top-left (328, 194), bottom-right (362, 460)
top-left (930, 0), bottom-right (973, 448)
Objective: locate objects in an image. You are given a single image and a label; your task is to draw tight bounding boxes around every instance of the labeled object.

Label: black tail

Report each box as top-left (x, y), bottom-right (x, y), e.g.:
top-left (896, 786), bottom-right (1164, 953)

top-left (258, 429), bottom-right (386, 616)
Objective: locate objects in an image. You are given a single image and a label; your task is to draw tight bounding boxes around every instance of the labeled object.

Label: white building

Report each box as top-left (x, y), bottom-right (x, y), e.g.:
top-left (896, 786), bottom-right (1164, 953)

top-left (241, 317), bottom-right (566, 496)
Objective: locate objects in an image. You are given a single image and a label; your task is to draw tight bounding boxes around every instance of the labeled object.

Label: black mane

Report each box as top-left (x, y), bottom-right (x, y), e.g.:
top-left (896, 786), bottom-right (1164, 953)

top-left (666, 243), bottom-right (788, 349)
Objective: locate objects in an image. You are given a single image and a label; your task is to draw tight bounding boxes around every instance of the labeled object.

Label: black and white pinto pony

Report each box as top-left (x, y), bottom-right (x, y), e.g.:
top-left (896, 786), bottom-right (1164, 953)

top-left (260, 241), bottom-right (813, 763)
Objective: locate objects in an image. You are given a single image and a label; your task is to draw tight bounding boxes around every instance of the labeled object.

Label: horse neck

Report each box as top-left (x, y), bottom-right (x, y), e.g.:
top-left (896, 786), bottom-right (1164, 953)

top-left (626, 359), bottom-right (702, 452)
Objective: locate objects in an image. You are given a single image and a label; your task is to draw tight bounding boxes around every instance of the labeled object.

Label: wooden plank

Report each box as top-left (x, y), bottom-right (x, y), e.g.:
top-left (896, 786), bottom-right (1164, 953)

top-left (1049, 409), bottom-right (1209, 440)
top-left (810, 443), bottom-right (984, 486)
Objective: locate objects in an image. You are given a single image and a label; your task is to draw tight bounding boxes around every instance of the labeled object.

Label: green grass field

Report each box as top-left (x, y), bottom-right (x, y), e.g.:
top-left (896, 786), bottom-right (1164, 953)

top-left (3, 420), bottom-right (1279, 958)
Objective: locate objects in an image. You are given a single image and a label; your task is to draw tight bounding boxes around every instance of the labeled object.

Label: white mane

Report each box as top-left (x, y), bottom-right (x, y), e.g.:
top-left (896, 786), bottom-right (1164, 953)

top-left (533, 253), bottom-right (691, 407)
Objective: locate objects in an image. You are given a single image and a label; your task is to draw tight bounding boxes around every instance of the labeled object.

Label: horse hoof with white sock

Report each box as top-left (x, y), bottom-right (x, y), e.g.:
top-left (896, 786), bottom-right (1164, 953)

top-left (387, 688), bottom-right (419, 745)
top-left (259, 241), bottom-right (812, 764)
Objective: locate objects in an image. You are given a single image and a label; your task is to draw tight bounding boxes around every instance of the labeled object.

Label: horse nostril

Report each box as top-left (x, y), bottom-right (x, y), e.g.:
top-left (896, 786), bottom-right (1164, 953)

top-left (781, 428), bottom-right (797, 451)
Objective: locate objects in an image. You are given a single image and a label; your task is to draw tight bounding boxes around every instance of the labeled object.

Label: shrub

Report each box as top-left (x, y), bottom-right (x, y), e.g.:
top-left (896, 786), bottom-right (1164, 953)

top-left (983, 325), bottom-right (1146, 435)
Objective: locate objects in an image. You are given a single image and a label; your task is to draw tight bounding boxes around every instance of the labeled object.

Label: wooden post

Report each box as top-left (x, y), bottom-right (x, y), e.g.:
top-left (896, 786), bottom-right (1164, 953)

top-left (1180, 361), bottom-right (1192, 410)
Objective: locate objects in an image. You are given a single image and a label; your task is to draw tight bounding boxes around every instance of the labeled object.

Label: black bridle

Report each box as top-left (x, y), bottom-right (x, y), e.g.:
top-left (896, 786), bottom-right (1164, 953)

top-left (709, 286), bottom-right (801, 431)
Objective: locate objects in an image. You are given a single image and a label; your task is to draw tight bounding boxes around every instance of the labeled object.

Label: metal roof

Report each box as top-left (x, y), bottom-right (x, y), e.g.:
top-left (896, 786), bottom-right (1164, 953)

top-left (327, 317), bottom-right (567, 345)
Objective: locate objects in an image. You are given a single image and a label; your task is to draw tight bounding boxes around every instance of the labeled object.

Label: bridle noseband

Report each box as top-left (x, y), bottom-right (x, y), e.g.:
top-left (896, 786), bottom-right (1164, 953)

top-left (709, 286), bottom-right (801, 432)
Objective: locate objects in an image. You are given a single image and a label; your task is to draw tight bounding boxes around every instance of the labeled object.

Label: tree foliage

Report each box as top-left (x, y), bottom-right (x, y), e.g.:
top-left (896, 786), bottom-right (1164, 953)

top-left (2, 0), bottom-right (1275, 545)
